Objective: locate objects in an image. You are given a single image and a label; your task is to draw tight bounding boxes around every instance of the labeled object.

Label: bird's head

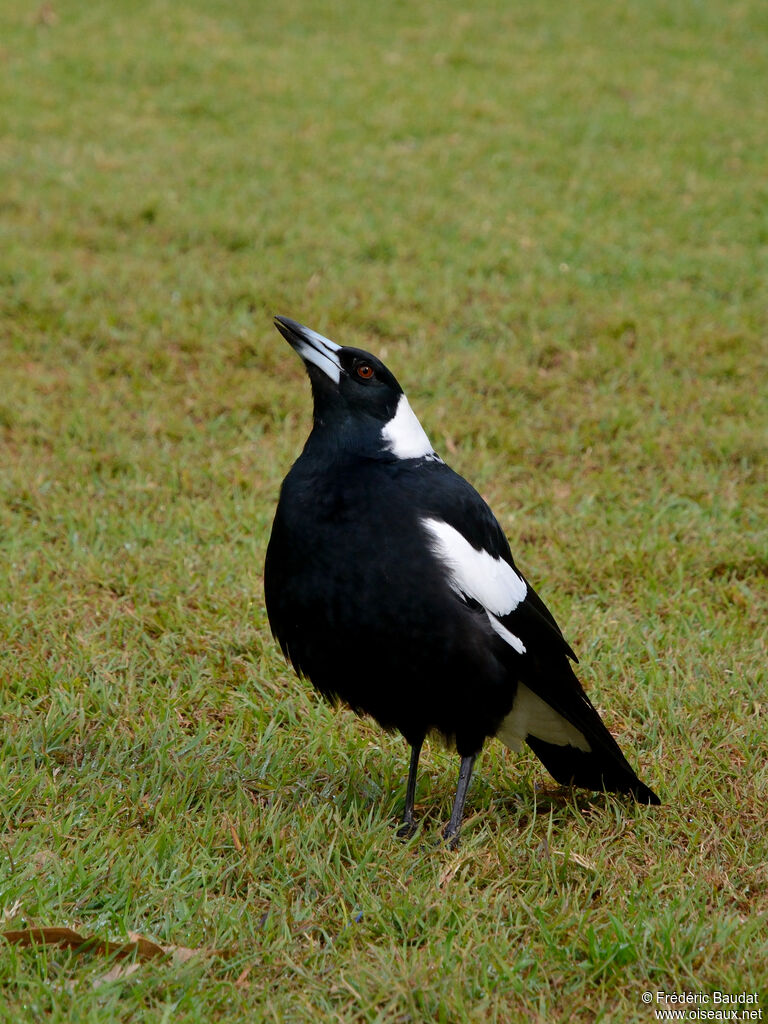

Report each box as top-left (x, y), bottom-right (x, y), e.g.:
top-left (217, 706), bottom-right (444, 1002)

top-left (274, 316), bottom-right (436, 461)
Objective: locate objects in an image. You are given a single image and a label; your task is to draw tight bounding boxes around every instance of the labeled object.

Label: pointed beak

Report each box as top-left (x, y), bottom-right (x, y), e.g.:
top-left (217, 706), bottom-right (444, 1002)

top-left (274, 316), bottom-right (342, 384)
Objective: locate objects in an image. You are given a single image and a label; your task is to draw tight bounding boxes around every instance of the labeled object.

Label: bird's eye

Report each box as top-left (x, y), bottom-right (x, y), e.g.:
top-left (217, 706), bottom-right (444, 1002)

top-left (356, 364), bottom-right (375, 380)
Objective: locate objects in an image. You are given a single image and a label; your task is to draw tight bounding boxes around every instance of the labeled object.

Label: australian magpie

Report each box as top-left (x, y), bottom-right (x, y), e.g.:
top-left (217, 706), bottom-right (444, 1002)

top-left (264, 316), bottom-right (660, 845)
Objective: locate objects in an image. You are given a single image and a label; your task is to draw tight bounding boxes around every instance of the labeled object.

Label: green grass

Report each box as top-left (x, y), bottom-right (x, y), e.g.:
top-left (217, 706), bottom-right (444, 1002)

top-left (1, 0), bottom-right (767, 1019)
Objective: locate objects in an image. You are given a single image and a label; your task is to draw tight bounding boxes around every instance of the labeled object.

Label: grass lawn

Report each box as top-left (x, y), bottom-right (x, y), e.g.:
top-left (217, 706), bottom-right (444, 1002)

top-left (1, 0), bottom-right (767, 1019)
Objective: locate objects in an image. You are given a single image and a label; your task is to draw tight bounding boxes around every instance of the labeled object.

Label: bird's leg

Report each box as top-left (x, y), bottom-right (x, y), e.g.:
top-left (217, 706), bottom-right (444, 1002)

top-left (396, 738), bottom-right (423, 839)
top-left (442, 753), bottom-right (477, 849)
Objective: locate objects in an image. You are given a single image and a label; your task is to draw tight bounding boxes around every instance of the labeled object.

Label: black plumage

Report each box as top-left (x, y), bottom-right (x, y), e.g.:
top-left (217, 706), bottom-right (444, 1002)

top-left (264, 316), bottom-right (659, 844)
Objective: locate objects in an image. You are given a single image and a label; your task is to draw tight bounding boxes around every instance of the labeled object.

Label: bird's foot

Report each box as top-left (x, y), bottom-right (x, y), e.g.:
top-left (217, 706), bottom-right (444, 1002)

top-left (441, 823), bottom-right (461, 850)
top-left (396, 817), bottom-right (417, 840)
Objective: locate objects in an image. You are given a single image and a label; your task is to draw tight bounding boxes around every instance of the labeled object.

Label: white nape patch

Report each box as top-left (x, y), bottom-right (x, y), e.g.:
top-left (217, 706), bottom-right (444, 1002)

top-left (422, 518), bottom-right (527, 616)
top-left (381, 394), bottom-right (435, 459)
top-left (496, 684), bottom-right (592, 753)
top-left (487, 612), bottom-right (526, 655)
top-left (296, 338), bottom-right (341, 383)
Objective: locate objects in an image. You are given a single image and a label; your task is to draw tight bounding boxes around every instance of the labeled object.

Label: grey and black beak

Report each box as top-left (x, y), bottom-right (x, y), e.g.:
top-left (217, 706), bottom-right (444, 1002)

top-left (274, 316), bottom-right (342, 383)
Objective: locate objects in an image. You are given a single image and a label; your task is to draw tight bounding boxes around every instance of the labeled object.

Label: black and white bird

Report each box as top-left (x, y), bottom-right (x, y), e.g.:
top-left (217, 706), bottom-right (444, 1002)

top-left (264, 316), bottom-right (659, 844)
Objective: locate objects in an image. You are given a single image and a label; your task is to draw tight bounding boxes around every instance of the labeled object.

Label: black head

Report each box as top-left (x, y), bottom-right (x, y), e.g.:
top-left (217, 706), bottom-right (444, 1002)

top-left (274, 316), bottom-right (435, 460)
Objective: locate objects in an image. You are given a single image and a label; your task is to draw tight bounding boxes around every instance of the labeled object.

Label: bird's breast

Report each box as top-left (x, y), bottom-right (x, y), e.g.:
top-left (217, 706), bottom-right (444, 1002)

top-left (264, 460), bottom-right (519, 750)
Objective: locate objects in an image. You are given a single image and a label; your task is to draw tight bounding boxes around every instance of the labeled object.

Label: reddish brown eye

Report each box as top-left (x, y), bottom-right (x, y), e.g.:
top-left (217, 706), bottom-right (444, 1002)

top-left (356, 364), bottom-right (374, 380)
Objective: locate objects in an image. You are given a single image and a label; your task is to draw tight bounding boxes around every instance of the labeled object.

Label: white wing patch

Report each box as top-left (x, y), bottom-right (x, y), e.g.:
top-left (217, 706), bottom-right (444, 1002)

top-left (486, 612), bottom-right (526, 654)
top-left (496, 684), bottom-right (592, 752)
top-left (422, 517), bottom-right (528, 616)
top-left (423, 516), bottom-right (590, 753)
top-left (381, 395), bottom-right (436, 459)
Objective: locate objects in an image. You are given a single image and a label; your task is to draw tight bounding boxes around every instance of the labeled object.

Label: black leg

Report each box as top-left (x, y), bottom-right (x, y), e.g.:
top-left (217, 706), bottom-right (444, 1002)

top-left (442, 753), bottom-right (477, 849)
top-left (396, 738), bottom-right (423, 839)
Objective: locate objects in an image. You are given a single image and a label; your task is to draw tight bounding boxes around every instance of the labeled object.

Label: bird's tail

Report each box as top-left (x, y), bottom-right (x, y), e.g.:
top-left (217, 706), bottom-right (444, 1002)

top-left (525, 735), bottom-right (660, 805)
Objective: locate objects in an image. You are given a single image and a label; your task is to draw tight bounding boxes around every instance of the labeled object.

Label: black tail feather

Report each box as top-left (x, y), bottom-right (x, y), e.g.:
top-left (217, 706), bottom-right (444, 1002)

top-left (526, 736), bottom-right (660, 805)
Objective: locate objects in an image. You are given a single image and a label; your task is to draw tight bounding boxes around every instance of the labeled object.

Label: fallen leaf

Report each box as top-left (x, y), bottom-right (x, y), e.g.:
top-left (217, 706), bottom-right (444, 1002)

top-left (2, 927), bottom-right (204, 964)
top-left (125, 932), bottom-right (203, 963)
top-left (229, 823), bottom-right (243, 852)
top-left (169, 945), bottom-right (200, 965)
top-left (235, 965), bottom-right (252, 988)
top-left (92, 962), bottom-right (142, 988)
top-left (3, 927), bottom-right (100, 954)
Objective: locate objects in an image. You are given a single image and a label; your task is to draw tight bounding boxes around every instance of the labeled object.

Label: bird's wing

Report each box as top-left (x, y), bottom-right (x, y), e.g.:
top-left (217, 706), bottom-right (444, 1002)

top-left (415, 463), bottom-right (643, 771)
top-left (415, 462), bottom-right (576, 663)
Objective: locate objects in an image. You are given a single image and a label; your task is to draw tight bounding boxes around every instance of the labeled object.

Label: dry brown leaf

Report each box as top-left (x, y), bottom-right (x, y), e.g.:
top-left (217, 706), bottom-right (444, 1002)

top-left (92, 962), bottom-right (142, 988)
top-left (3, 927), bottom-right (103, 954)
top-left (169, 945), bottom-right (200, 964)
top-left (229, 822), bottom-right (243, 852)
top-left (235, 965), bottom-right (253, 988)
top-left (3, 926), bottom-right (219, 976)
top-left (126, 932), bottom-right (201, 963)
top-left (4, 927), bottom-right (179, 962)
